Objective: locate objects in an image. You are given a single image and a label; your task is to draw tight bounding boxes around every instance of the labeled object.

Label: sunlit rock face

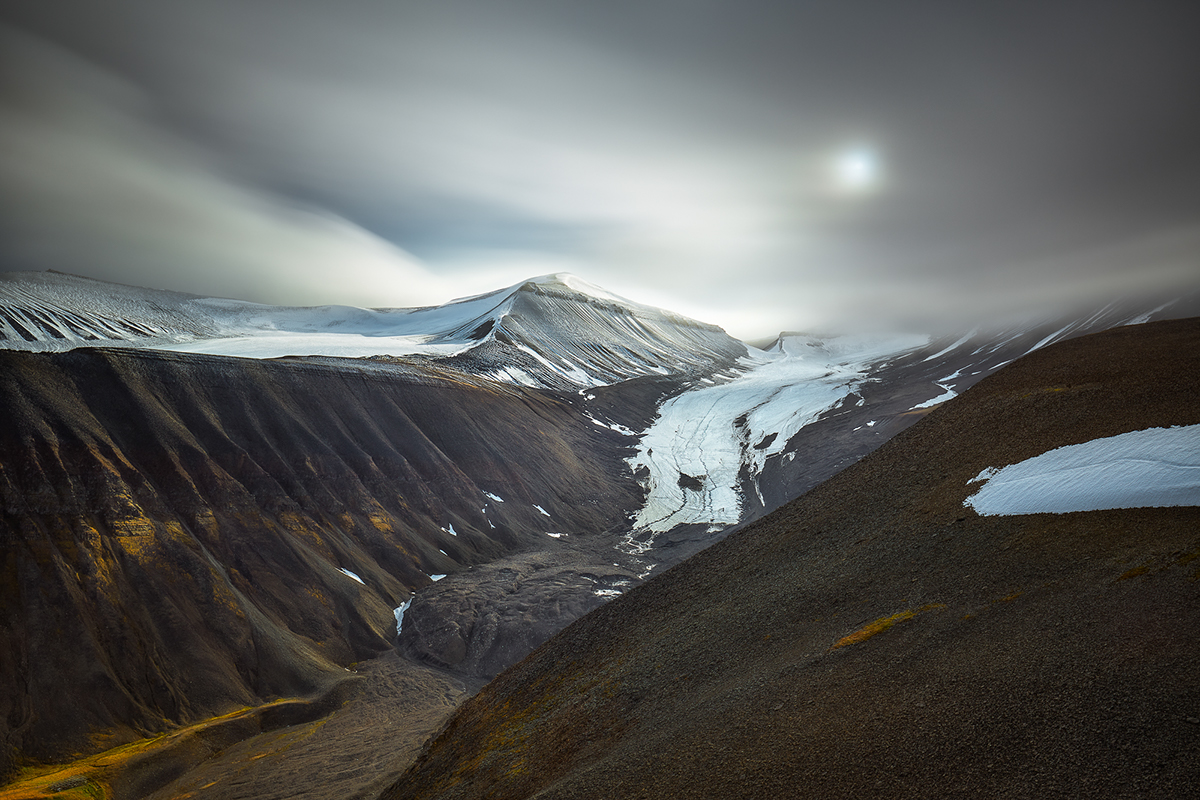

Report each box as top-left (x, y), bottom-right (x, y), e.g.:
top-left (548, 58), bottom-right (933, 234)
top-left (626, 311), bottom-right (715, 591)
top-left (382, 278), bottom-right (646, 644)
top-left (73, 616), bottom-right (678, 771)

top-left (0, 346), bottom-right (640, 776)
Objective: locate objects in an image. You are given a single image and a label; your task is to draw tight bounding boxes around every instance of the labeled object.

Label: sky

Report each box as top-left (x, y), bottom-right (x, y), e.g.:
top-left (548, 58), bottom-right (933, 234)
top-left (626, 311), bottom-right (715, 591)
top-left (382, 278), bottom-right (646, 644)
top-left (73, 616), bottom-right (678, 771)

top-left (1, 1), bottom-right (1198, 340)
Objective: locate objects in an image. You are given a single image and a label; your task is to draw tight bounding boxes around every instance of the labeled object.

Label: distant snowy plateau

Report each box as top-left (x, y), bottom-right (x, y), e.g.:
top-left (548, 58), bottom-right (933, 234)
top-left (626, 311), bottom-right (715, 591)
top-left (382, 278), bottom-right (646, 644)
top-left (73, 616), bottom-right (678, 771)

top-left (1, 270), bottom-right (1193, 535)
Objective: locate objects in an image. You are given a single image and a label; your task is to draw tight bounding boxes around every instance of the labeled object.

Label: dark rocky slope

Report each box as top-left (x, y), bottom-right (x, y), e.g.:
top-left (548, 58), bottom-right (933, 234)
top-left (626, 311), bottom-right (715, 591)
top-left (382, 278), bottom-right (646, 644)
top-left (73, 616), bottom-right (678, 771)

top-left (383, 317), bottom-right (1200, 800)
top-left (0, 347), bottom-right (640, 779)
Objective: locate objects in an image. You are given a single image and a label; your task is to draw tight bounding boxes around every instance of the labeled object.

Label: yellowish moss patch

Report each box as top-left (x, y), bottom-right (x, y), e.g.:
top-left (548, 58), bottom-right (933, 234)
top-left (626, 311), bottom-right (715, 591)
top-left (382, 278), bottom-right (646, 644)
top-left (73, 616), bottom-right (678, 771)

top-left (0, 701), bottom-right (296, 800)
top-left (830, 603), bottom-right (945, 651)
top-left (830, 610), bottom-right (915, 650)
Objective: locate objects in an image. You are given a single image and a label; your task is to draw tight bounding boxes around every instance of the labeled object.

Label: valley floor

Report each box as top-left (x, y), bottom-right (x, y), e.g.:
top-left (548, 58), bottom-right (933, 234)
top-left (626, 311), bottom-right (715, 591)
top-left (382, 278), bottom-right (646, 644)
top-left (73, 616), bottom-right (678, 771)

top-left (144, 653), bottom-right (482, 800)
top-left (0, 653), bottom-right (478, 800)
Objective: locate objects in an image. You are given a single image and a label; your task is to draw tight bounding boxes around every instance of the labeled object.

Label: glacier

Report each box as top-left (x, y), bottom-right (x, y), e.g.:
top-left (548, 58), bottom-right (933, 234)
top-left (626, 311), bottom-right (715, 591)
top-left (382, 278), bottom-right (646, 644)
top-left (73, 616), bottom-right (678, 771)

top-left (628, 333), bottom-right (927, 533)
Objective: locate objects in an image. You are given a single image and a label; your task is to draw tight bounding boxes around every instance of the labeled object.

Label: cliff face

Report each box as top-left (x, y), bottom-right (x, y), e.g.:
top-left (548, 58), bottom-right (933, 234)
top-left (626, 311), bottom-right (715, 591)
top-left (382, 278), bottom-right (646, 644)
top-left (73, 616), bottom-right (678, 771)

top-left (0, 347), bottom-right (639, 775)
top-left (383, 318), bottom-right (1200, 800)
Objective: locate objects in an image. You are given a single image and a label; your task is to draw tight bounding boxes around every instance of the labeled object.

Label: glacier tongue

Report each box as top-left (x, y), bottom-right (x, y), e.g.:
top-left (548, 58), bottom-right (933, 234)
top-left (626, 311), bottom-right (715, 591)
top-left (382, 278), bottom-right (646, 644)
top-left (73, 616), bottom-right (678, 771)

top-left (628, 333), bottom-right (927, 533)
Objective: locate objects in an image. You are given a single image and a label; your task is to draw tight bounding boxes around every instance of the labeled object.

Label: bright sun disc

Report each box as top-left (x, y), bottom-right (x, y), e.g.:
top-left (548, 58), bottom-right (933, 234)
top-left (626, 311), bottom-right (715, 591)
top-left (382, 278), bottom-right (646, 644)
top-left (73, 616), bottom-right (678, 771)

top-left (835, 148), bottom-right (879, 190)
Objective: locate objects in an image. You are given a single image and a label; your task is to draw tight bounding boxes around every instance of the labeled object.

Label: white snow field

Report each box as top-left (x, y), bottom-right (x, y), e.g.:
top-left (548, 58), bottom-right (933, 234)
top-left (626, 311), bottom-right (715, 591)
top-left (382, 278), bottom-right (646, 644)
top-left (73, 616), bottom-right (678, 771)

top-left (628, 333), bottom-right (926, 533)
top-left (910, 378), bottom-right (959, 410)
top-left (965, 425), bottom-right (1200, 516)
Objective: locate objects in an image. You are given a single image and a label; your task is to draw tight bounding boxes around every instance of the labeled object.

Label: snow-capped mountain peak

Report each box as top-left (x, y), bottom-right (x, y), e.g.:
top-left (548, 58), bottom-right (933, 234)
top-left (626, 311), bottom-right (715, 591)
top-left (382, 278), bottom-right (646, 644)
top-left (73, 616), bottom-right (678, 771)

top-left (518, 273), bottom-right (631, 305)
top-left (426, 273), bottom-right (744, 389)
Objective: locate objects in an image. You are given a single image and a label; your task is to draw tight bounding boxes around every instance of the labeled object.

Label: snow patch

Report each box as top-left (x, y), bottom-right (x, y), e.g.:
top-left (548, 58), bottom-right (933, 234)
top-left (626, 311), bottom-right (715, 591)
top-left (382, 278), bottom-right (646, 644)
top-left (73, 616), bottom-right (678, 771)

top-left (1124, 301), bottom-right (1174, 326)
top-left (965, 425), bottom-right (1200, 516)
top-left (546, 532), bottom-right (566, 538)
top-left (514, 342), bottom-right (599, 386)
top-left (534, 504), bottom-right (551, 517)
top-left (393, 599), bottom-right (412, 636)
top-left (921, 330), bottom-right (976, 362)
top-left (429, 574), bottom-right (447, 581)
top-left (969, 467), bottom-right (1000, 484)
top-left (1021, 322), bottom-right (1075, 358)
top-left (488, 366), bottom-right (539, 387)
top-left (587, 413), bottom-right (636, 435)
top-left (911, 384), bottom-right (958, 410)
top-left (338, 568), bottom-right (365, 585)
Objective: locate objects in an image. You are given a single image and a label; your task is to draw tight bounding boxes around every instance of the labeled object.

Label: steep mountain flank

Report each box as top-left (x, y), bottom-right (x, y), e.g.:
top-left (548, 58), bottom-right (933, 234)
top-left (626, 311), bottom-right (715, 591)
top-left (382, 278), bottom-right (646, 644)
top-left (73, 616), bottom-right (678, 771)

top-left (0, 347), bottom-right (640, 779)
top-left (383, 318), bottom-right (1200, 800)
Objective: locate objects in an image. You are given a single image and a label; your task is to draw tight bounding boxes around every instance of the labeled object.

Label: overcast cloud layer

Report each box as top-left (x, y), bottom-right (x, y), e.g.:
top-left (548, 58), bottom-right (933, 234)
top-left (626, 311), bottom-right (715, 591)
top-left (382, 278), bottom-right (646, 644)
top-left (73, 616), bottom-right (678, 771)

top-left (2, 1), bottom-right (1198, 338)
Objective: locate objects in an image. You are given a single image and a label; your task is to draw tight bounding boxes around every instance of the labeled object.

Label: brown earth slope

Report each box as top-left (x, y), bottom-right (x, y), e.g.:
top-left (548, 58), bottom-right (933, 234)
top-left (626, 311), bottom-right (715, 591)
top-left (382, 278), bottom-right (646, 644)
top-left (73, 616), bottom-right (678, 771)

top-left (384, 317), bottom-right (1200, 800)
top-left (0, 347), bottom-right (640, 781)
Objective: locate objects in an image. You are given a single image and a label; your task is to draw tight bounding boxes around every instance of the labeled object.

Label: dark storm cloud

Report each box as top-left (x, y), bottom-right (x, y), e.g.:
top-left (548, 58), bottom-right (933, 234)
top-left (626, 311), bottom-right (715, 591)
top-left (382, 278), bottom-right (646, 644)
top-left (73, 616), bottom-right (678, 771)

top-left (1, 0), bottom-right (1198, 337)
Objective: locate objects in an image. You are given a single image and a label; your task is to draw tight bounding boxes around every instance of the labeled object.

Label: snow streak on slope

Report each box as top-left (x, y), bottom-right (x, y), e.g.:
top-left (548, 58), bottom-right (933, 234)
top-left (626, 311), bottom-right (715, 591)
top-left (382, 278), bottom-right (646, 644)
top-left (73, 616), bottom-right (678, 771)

top-left (0, 271), bottom-right (220, 346)
top-left (965, 425), bottom-right (1200, 515)
top-left (628, 334), bottom-right (927, 533)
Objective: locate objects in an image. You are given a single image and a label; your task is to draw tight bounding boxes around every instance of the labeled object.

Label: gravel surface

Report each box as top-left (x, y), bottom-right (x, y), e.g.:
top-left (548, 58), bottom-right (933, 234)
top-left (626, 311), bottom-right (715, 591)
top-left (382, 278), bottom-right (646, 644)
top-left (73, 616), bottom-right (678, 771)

top-left (145, 653), bottom-right (484, 800)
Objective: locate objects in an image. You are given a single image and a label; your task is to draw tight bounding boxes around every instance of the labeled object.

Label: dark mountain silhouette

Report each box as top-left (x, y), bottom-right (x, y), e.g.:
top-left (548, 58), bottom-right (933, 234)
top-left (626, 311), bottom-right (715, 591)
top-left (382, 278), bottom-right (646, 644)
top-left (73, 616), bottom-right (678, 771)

top-left (383, 317), bottom-right (1200, 800)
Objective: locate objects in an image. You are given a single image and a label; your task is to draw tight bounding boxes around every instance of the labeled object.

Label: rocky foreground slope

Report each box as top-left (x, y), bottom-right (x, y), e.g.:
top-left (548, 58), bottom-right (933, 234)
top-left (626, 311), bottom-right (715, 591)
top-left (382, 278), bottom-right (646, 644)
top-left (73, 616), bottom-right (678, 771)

top-left (383, 317), bottom-right (1200, 800)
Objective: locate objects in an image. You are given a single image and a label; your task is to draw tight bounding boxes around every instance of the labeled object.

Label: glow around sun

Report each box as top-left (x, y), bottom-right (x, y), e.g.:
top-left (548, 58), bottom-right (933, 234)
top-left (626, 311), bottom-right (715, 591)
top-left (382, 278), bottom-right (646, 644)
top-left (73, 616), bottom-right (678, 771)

top-left (834, 146), bottom-right (881, 191)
